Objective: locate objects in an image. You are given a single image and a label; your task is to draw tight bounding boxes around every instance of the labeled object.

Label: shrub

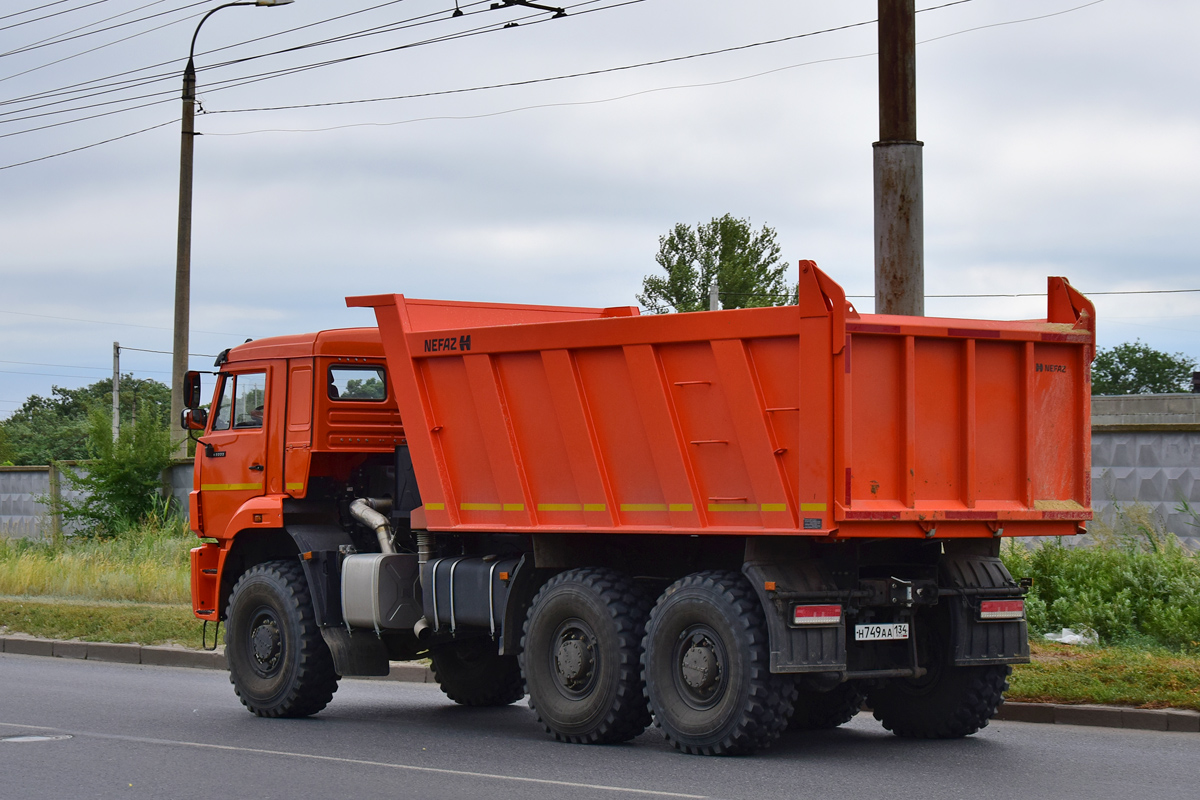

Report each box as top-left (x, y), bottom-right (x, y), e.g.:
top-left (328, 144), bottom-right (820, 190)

top-left (1002, 518), bottom-right (1200, 652)
top-left (57, 405), bottom-right (174, 539)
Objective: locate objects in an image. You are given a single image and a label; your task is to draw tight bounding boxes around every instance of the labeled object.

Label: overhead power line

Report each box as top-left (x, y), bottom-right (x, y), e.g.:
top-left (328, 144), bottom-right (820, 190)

top-left (0, 6), bottom-right (203, 87)
top-left (1, 1), bottom-right (209, 59)
top-left (0, 0), bottom-right (594, 138)
top-left (0, 1), bottom-right (78, 25)
top-left (1, 0), bottom-right (1109, 170)
top-left (0, 117), bottom-right (174, 169)
top-left (0, 0), bottom-right (108, 34)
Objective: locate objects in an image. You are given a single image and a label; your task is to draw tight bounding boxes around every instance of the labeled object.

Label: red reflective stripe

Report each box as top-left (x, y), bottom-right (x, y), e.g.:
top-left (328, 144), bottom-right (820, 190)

top-left (980, 599), bottom-right (1025, 619)
top-left (793, 604), bottom-right (842, 624)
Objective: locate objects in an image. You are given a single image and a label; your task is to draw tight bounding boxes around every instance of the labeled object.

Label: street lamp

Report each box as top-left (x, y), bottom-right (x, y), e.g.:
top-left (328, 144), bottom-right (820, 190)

top-left (171, 0), bottom-right (294, 455)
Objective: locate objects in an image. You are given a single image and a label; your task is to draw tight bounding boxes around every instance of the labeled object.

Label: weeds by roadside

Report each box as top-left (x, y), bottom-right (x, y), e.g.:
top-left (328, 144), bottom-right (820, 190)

top-left (0, 512), bottom-right (192, 605)
top-left (1001, 503), bottom-right (1200, 652)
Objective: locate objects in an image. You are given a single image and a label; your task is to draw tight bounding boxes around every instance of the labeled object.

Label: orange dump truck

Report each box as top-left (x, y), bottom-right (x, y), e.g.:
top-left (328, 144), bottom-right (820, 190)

top-left (182, 262), bottom-right (1093, 754)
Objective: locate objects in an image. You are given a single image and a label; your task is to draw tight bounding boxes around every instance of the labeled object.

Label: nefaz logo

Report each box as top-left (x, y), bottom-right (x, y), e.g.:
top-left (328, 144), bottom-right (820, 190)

top-left (1036, 363), bottom-right (1067, 374)
top-left (424, 335), bottom-right (471, 353)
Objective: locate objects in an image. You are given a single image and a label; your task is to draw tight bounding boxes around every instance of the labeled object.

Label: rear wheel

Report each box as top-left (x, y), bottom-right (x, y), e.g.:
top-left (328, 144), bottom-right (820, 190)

top-left (520, 568), bottom-right (653, 744)
top-left (867, 613), bottom-right (1010, 738)
top-left (789, 682), bottom-right (863, 730)
top-left (430, 638), bottom-right (524, 707)
top-left (225, 560), bottom-right (339, 717)
top-left (641, 571), bottom-right (794, 755)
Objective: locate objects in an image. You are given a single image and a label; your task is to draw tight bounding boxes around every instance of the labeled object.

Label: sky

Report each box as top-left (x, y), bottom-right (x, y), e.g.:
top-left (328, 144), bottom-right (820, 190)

top-left (1, 0), bottom-right (1198, 418)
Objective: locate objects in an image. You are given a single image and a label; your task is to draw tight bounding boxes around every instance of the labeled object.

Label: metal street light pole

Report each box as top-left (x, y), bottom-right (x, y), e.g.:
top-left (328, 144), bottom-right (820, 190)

top-left (171, 0), bottom-right (294, 456)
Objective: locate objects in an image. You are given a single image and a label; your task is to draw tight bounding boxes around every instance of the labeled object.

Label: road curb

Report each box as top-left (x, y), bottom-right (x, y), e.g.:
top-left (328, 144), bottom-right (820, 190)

top-left (993, 701), bottom-right (1200, 732)
top-left (2, 634), bottom-right (1193, 727)
top-left (0, 634), bottom-right (436, 683)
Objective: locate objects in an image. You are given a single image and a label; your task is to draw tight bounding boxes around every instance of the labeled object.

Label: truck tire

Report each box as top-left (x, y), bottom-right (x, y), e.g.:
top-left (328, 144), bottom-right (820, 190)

top-left (867, 617), bottom-right (1010, 739)
top-left (788, 683), bottom-right (863, 730)
top-left (641, 571), bottom-right (795, 755)
top-left (520, 568), bottom-right (653, 744)
top-left (430, 639), bottom-right (524, 707)
top-left (225, 560), bottom-right (339, 718)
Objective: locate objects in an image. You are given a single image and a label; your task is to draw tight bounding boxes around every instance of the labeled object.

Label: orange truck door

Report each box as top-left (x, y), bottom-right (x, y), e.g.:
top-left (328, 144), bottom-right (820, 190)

top-left (199, 368), bottom-right (271, 537)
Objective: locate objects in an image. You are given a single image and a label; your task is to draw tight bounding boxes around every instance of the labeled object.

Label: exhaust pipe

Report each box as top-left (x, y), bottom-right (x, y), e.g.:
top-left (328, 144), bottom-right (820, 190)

top-left (349, 497), bottom-right (395, 555)
top-left (412, 617), bottom-right (432, 640)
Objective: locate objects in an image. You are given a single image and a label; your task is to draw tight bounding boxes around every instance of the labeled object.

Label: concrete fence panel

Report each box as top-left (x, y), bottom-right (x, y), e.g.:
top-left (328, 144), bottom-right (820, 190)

top-left (0, 461), bottom-right (193, 541)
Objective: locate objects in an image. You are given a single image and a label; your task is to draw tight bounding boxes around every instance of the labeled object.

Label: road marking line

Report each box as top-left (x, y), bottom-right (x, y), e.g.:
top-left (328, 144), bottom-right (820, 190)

top-left (0, 722), bottom-right (706, 798)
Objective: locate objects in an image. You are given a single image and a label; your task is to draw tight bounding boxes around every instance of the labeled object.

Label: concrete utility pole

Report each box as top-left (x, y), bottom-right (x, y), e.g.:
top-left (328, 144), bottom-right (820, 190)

top-left (170, 0), bottom-right (294, 456)
top-left (874, 0), bottom-right (924, 316)
top-left (112, 342), bottom-right (120, 443)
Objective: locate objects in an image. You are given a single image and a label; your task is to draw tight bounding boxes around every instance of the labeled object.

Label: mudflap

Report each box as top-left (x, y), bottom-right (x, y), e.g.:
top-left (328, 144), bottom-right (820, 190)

top-left (743, 560), bottom-right (847, 673)
top-left (320, 627), bottom-right (391, 677)
top-left (940, 553), bottom-right (1030, 666)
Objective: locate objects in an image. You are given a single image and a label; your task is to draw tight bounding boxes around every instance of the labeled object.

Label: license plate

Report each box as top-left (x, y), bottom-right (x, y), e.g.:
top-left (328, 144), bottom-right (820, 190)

top-left (855, 623), bottom-right (910, 641)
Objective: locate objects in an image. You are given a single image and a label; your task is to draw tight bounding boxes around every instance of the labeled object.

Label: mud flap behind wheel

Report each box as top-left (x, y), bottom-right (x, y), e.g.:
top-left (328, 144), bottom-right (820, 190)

top-left (940, 554), bottom-right (1030, 666)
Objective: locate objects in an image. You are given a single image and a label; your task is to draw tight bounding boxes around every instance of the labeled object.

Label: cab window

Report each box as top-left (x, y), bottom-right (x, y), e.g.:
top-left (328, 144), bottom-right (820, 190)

top-left (211, 372), bottom-right (267, 431)
top-left (328, 365), bottom-right (387, 402)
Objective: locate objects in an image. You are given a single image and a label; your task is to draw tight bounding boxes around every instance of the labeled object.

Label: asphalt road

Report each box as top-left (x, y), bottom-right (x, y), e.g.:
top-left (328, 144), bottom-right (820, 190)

top-left (0, 652), bottom-right (1194, 800)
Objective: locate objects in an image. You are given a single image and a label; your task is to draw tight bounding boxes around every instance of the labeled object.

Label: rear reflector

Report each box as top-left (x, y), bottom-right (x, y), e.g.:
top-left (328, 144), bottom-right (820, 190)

top-left (979, 599), bottom-right (1025, 620)
top-left (792, 604), bottom-right (842, 625)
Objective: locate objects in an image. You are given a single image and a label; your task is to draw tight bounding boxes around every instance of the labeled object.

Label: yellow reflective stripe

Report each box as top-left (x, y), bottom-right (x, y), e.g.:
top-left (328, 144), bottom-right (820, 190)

top-left (761, 503), bottom-right (788, 512)
top-left (800, 503), bottom-right (826, 512)
top-left (424, 502), bottom-right (445, 511)
top-left (285, 483), bottom-right (304, 491)
top-left (708, 503), bottom-right (758, 512)
top-left (583, 504), bottom-right (607, 512)
top-left (621, 503), bottom-right (667, 512)
top-left (538, 504), bottom-right (582, 511)
top-left (200, 483), bottom-right (262, 492)
top-left (460, 503), bottom-right (525, 512)
top-left (668, 503), bottom-right (693, 512)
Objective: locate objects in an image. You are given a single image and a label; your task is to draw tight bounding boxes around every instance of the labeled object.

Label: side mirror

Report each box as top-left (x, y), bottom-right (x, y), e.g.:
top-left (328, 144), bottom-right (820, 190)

top-left (181, 407), bottom-right (208, 431)
top-left (183, 371), bottom-right (202, 409)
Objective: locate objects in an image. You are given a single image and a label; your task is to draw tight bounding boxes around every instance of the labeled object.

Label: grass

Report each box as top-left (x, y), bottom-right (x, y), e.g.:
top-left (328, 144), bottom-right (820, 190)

top-left (0, 517), bottom-right (193, 604)
top-left (1010, 640), bottom-right (1200, 711)
top-left (0, 596), bottom-right (202, 648)
top-left (0, 513), bottom-right (203, 648)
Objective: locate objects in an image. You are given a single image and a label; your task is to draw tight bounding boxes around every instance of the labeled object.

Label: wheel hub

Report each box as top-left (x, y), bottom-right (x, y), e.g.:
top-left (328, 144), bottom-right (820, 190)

top-left (672, 627), bottom-right (726, 710)
top-left (556, 638), bottom-right (588, 682)
top-left (681, 641), bottom-right (717, 691)
top-left (250, 616), bottom-right (281, 671)
top-left (550, 619), bottom-right (598, 699)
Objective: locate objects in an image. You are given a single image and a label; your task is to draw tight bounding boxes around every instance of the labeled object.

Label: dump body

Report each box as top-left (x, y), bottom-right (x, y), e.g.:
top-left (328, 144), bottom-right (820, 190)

top-left (349, 262), bottom-right (1093, 540)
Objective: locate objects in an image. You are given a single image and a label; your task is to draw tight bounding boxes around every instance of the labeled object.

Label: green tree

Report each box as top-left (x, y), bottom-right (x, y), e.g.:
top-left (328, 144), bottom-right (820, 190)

top-left (58, 404), bottom-right (175, 538)
top-left (1092, 340), bottom-right (1196, 395)
top-left (637, 214), bottom-right (792, 313)
top-left (0, 376), bottom-right (170, 465)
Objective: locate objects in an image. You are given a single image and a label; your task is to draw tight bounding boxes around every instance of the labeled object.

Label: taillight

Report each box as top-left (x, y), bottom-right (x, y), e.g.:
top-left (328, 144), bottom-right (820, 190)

top-left (979, 599), bottom-right (1025, 620)
top-left (792, 604), bottom-right (842, 625)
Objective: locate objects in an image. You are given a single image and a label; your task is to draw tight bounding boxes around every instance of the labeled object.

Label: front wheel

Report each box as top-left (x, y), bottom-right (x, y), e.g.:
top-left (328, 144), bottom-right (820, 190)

top-left (225, 560), bottom-right (339, 718)
top-left (641, 571), bottom-right (795, 755)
